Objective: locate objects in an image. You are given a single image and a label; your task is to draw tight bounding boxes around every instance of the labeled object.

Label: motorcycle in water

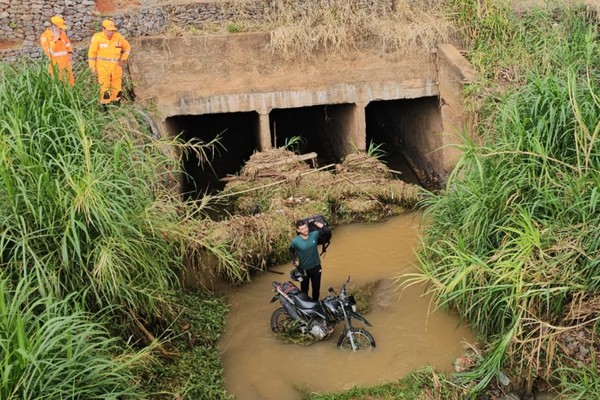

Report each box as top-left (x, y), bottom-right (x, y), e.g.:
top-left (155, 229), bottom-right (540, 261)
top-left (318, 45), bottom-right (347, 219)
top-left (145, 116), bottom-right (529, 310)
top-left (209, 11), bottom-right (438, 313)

top-left (269, 275), bottom-right (376, 351)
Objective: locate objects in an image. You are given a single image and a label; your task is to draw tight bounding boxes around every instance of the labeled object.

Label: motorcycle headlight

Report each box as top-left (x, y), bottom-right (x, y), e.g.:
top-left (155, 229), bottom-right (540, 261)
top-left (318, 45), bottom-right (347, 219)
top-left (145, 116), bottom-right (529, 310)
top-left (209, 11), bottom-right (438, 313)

top-left (351, 304), bottom-right (357, 312)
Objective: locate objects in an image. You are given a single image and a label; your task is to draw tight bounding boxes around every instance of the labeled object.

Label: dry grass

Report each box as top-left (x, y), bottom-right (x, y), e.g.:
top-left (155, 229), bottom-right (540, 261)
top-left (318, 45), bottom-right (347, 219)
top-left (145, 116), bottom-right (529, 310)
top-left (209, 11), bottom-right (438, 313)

top-left (266, 0), bottom-right (453, 59)
top-left (193, 148), bottom-right (421, 282)
top-left (350, 280), bottom-right (381, 314)
top-left (161, 1), bottom-right (453, 59)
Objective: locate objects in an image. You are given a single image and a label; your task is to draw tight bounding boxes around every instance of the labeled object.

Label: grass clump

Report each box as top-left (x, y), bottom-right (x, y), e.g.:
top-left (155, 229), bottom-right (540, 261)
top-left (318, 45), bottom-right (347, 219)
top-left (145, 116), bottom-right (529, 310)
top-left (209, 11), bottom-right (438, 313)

top-left (0, 61), bottom-right (242, 317)
top-left (0, 277), bottom-right (144, 400)
top-left (266, 0), bottom-right (452, 59)
top-left (304, 366), bottom-right (464, 400)
top-left (0, 62), bottom-right (240, 397)
top-left (406, 2), bottom-right (600, 396)
top-left (140, 290), bottom-right (233, 399)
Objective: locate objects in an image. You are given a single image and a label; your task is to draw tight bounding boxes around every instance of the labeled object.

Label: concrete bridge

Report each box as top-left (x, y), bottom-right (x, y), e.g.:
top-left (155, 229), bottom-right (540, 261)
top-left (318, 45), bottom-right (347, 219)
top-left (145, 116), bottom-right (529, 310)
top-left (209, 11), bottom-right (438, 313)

top-left (129, 32), bottom-right (476, 193)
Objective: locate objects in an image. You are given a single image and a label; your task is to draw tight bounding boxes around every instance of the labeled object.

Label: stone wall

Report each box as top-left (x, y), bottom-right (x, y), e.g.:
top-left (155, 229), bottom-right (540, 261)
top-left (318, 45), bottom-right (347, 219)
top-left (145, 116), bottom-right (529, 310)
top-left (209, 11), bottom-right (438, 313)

top-left (0, 0), bottom-right (397, 62)
top-left (0, 0), bottom-right (268, 62)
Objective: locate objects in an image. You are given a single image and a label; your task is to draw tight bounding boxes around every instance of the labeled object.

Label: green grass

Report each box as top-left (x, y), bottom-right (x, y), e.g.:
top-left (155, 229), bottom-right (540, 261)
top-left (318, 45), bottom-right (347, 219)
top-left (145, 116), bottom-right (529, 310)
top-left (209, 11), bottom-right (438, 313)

top-left (0, 61), bottom-right (244, 398)
top-left (305, 367), bottom-right (464, 400)
top-left (0, 276), bottom-right (145, 399)
top-left (139, 290), bottom-right (233, 399)
top-left (0, 61), bottom-right (244, 318)
top-left (404, 1), bottom-right (600, 396)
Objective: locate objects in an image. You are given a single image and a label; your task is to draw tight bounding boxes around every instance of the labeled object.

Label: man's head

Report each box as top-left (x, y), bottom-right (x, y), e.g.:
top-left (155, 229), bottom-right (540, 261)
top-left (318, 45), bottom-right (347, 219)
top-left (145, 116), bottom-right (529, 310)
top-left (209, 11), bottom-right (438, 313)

top-left (295, 219), bottom-right (309, 236)
top-left (50, 15), bottom-right (67, 31)
top-left (102, 19), bottom-right (117, 38)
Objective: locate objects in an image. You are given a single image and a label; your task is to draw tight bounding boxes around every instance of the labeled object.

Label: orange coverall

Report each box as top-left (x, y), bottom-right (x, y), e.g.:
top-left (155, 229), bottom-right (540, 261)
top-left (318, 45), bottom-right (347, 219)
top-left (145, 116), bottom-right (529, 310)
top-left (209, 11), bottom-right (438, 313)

top-left (39, 28), bottom-right (74, 86)
top-left (87, 32), bottom-right (131, 104)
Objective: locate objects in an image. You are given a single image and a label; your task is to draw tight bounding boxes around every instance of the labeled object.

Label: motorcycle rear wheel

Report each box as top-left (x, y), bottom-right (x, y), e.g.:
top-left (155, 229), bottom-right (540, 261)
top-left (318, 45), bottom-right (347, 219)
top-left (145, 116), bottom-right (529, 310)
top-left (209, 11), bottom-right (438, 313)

top-left (337, 328), bottom-right (376, 351)
top-left (270, 307), bottom-right (296, 333)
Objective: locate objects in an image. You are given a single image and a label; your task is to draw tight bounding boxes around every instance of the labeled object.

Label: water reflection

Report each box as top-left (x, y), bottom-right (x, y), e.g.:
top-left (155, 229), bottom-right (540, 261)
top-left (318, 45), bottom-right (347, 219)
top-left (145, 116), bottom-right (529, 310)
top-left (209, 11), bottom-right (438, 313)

top-left (217, 212), bottom-right (475, 399)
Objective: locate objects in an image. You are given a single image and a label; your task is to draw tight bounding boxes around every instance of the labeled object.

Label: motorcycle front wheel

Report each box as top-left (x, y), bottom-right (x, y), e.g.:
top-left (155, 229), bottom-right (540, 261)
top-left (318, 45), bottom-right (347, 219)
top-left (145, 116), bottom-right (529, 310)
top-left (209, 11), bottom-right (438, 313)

top-left (337, 328), bottom-right (376, 351)
top-left (270, 307), bottom-right (296, 333)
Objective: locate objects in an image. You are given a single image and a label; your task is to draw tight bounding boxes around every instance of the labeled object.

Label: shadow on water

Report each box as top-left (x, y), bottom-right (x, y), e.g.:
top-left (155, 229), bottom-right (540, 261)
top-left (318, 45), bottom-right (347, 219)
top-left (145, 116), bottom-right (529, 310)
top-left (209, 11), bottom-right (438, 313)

top-left (217, 211), bottom-right (476, 400)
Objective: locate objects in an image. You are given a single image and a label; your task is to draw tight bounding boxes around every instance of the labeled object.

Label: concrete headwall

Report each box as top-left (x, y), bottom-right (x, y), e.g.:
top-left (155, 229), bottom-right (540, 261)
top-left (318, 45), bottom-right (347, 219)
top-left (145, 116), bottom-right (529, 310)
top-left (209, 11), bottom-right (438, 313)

top-left (130, 32), bottom-right (476, 186)
top-left (1, 0), bottom-right (475, 188)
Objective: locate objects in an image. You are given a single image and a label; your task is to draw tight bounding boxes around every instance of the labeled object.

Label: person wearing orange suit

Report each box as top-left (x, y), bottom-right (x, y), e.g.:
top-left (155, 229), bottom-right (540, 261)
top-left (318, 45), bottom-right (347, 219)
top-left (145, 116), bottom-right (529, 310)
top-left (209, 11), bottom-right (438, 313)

top-left (39, 15), bottom-right (74, 86)
top-left (87, 20), bottom-right (131, 106)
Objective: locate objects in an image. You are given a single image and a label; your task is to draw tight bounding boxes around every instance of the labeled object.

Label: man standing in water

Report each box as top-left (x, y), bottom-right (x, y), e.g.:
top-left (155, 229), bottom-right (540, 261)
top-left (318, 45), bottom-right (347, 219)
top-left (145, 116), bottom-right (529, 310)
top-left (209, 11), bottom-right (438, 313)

top-left (289, 219), bottom-right (328, 301)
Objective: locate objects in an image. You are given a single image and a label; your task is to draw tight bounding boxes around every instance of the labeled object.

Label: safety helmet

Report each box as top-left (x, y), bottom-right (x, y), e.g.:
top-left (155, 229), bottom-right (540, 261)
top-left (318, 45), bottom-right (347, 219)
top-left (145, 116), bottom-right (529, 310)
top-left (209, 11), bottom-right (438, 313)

top-left (50, 15), bottom-right (67, 30)
top-left (102, 19), bottom-right (117, 31)
top-left (290, 268), bottom-right (304, 282)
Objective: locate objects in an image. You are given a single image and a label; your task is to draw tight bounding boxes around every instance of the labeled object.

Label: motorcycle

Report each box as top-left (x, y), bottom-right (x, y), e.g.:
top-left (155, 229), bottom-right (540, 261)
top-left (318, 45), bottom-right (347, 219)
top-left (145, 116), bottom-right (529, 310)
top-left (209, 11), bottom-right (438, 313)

top-left (269, 275), bottom-right (376, 351)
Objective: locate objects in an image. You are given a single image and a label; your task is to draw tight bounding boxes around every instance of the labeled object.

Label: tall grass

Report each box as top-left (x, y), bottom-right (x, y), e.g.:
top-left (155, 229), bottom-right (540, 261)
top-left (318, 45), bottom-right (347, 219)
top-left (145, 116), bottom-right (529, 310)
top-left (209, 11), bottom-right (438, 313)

top-left (0, 62), bottom-right (175, 317)
top-left (0, 276), bottom-right (144, 399)
top-left (408, 4), bottom-right (600, 395)
top-left (0, 62), bottom-right (242, 318)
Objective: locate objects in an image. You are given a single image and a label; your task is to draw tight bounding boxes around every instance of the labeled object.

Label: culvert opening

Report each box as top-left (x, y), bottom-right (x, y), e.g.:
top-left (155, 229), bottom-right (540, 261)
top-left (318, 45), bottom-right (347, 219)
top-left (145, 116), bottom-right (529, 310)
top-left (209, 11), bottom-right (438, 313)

top-left (270, 104), bottom-right (356, 165)
top-left (366, 96), bottom-right (444, 188)
top-left (166, 112), bottom-right (260, 198)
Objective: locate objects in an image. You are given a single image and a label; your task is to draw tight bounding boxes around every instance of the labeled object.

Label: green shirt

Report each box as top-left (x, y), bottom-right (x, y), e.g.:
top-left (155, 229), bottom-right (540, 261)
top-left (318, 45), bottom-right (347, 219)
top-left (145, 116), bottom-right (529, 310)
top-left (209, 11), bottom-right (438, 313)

top-left (290, 230), bottom-right (321, 270)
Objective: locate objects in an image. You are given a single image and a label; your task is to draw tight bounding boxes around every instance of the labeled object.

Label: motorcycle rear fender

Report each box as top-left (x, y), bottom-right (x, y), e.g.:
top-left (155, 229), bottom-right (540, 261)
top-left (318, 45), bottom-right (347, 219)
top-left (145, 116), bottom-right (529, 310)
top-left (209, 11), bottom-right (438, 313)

top-left (349, 311), bottom-right (372, 327)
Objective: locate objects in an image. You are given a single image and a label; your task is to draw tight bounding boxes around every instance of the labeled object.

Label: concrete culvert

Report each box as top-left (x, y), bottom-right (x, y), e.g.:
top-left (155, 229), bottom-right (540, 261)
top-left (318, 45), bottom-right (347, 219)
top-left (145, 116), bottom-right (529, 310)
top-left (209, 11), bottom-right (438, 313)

top-left (166, 112), bottom-right (260, 198)
top-left (366, 96), bottom-right (444, 189)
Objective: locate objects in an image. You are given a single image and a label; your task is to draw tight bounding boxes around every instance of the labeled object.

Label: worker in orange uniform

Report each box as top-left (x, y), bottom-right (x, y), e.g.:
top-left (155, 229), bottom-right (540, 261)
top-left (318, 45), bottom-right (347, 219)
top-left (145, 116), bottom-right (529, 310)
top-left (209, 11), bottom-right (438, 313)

top-left (87, 19), bottom-right (131, 106)
top-left (39, 15), bottom-right (74, 86)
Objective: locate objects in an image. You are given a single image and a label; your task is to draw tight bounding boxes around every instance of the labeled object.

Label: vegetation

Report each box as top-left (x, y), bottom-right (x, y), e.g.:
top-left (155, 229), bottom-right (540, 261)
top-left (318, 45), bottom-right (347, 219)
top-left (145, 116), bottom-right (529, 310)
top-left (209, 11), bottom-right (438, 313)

top-left (0, 63), bottom-right (237, 398)
top-left (305, 367), bottom-right (465, 400)
top-left (0, 277), bottom-right (143, 400)
top-left (166, 0), bottom-right (453, 59)
top-left (5, 0), bottom-right (600, 399)
top-left (140, 290), bottom-right (232, 399)
top-left (265, 0), bottom-right (452, 58)
top-left (407, 1), bottom-right (600, 397)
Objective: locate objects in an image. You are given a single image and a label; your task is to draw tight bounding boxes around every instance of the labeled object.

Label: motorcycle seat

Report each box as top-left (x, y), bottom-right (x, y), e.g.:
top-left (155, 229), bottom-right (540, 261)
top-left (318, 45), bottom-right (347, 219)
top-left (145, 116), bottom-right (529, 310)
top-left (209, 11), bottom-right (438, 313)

top-left (293, 292), bottom-right (320, 309)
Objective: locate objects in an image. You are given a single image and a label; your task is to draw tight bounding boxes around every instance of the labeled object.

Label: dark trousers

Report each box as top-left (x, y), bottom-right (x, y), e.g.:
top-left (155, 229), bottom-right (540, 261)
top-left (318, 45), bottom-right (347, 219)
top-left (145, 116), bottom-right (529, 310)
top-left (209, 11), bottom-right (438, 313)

top-left (300, 265), bottom-right (322, 301)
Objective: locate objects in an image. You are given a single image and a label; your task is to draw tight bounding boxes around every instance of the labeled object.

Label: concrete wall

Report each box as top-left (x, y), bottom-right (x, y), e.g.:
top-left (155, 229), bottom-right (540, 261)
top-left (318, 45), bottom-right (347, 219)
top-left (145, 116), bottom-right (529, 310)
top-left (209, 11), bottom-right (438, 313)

top-left (0, 0), bottom-right (475, 188)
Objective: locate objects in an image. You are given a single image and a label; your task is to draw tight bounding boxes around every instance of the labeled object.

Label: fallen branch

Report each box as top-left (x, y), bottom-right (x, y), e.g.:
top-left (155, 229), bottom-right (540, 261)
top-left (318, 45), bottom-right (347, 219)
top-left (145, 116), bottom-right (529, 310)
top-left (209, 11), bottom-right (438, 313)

top-left (130, 310), bottom-right (179, 359)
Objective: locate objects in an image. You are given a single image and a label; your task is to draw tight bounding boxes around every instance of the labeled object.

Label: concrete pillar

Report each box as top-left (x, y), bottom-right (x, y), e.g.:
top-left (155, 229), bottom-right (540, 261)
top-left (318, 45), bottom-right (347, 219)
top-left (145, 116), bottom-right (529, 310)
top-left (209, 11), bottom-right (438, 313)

top-left (257, 112), bottom-right (272, 151)
top-left (351, 103), bottom-right (368, 152)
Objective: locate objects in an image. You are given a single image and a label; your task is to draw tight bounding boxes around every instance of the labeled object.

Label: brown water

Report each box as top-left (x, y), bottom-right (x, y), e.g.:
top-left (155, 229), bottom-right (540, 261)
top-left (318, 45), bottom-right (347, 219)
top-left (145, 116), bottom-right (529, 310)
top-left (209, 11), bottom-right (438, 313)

top-left (217, 212), bottom-right (475, 400)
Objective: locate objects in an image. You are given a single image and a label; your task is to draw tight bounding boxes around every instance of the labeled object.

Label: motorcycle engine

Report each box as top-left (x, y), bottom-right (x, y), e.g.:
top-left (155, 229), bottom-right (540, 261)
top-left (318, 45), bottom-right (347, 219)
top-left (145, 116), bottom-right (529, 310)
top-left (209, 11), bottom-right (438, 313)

top-left (308, 321), bottom-right (328, 339)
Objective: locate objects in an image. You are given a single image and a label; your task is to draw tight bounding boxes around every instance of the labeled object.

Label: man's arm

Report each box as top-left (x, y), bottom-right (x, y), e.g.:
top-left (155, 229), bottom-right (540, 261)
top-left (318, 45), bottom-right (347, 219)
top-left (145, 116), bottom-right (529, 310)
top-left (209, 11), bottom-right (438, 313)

top-left (289, 243), bottom-right (298, 267)
top-left (87, 34), bottom-right (98, 74)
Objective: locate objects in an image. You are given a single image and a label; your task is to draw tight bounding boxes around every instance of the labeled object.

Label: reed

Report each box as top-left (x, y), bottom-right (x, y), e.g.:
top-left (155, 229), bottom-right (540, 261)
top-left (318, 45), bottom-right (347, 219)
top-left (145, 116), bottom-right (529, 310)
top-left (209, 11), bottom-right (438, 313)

top-left (0, 276), bottom-right (145, 399)
top-left (405, 3), bottom-right (600, 395)
top-left (0, 62), bottom-right (241, 318)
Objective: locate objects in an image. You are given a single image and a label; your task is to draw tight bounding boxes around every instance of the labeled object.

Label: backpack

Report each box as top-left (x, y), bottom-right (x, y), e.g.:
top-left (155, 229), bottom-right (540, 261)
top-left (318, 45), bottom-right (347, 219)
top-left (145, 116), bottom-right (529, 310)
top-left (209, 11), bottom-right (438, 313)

top-left (302, 214), bottom-right (332, 255)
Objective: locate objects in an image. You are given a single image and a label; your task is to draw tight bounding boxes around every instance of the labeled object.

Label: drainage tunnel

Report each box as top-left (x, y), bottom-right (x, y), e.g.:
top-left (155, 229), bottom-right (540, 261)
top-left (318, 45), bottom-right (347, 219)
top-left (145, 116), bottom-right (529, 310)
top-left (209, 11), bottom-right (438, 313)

top-left (269, 104), bottom-right (357, 166)
top-left (167, 97), bottom-right (445, 196)
top-left (166, 112), bottom-right (260, 198)
top-left (365, 96), bottom-right (444, 187)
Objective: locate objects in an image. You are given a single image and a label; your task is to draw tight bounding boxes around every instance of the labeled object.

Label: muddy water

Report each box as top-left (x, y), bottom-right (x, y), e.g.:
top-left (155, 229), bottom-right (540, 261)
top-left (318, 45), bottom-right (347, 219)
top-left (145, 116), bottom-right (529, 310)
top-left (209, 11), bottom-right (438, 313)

top-left (217, 212), bottom-right (475, 400)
